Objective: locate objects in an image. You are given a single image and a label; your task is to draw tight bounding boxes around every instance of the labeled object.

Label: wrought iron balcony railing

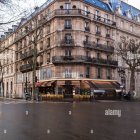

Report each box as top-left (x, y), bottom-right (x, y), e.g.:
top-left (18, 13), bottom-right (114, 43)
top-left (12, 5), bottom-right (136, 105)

top-left (64, 24), bottom-right (72, 29)
top-left (85, 27), bottom-right (90, 32)
top-left (20, 49), bottom-right (34, 60)
top-left (20, 62), bottom-right (41, 73)
top-left (60, 38), bottom-right (75, 47)
top-left (52, 55), bottom-right (118, 67)
top-left (14, 9), bottom-right (116, 43)
top-left (106, 34), bottom-right (111, 38)
top-left (95, 31), bottom-right (101, 36)
top-left (83, 41), bottom-right (114, 53)
top-left (20, 64), bottom-right (32, 73)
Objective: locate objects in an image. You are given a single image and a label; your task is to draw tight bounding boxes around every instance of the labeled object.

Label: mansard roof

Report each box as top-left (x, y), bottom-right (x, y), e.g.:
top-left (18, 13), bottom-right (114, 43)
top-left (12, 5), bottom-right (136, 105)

top-left (110, 0), bottom-right (140, 19)
top-left (84, 0), bottom-right (112, 12)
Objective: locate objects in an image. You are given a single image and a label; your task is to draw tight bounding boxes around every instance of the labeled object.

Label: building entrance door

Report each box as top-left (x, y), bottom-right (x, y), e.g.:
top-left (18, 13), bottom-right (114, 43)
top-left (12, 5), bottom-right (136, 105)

top-left (64, 81), bottom-right (73, 98)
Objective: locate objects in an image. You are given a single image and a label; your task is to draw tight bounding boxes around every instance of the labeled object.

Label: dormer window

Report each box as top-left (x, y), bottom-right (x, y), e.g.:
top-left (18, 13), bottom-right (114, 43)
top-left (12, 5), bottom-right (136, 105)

top-left (125, 10), bottom-right (131, 18)
top-left (116, 5), bottom-right (122, 15)
top-left (134, 15), bottom-right (140, 22)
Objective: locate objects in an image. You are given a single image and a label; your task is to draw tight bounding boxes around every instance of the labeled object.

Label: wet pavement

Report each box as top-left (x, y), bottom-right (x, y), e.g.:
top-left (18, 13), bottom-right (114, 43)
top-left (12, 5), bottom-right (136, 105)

top-left (0, 100), bottom-right (140, 140)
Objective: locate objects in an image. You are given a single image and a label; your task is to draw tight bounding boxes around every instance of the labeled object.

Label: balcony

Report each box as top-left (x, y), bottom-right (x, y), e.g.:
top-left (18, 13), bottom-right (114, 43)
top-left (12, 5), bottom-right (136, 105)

top-left (95, 31), bottom-right (101, 36)
top-left (52, 55), bottom-right (118, 67)
top-left (52, 55), bottom-right (91, 64)
top-left (20, 49), bottom-right (34, 60)
top-left (93, 58), bottom-right (118, 67)
top-left (60, 38), bottom-right (75, 47)
top-left (85, 27), bottom-right (90, 32)
top-left (95, 44), bottom-right (114, 53)
top-left (20, 64), bottom-right (32, 73)
top-left (63, 55), bottom-right (74, 60)
top-left (13, 9), bottom-right (116, 43)
top-left (20, 62), bottom-right (41, 73)
top-left (106, 34), bottom-right (111, 38)
top-left (54, 9), bottom-right (116, 27)
top-left (64, 24), bottom-right (72, 29)
top-left (83, 41), bottom-right (93, 49)
top-left (83, 41), bottom-right (114, 53)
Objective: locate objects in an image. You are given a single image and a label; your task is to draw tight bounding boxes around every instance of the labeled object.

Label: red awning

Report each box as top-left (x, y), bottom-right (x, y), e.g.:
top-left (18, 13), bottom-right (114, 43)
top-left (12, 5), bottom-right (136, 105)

top-left (36, 82), bottom-right (44, 87)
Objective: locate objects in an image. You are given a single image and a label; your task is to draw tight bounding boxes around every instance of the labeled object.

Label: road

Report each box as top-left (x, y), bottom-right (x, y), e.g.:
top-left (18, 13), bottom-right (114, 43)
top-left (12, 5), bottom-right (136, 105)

top-left (0, 100), bottom-right (140, 140)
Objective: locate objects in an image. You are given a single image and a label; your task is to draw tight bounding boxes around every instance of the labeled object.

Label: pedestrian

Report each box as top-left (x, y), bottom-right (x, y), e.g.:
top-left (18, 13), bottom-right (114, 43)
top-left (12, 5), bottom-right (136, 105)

top-left (90, 90), bottom-right (94, 102)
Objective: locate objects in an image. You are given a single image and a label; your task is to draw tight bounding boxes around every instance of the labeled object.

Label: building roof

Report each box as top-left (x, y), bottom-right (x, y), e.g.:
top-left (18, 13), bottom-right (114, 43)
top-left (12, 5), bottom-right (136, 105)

top-left (110, 0), bottom-right (140, 19)
top-left (84, 0), bottom-right (112, 12)
top-left (20, 0), bottom-right (54, 27)
top-left (121, 1), bottom-right (140, 17)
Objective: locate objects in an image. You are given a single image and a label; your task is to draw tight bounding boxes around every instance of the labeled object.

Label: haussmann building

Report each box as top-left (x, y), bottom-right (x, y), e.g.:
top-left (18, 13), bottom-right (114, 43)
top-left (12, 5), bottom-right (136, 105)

top-left (0, 0), bottom-right (140, 100)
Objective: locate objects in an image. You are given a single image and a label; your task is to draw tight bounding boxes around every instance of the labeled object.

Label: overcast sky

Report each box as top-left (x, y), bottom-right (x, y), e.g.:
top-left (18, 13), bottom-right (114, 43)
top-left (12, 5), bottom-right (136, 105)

top-left (128, 0), bottom-right (140, 9)
top-left (1, 0), bottom-right (140, 35)
top-left (26, 0), bottom-right (140, 10)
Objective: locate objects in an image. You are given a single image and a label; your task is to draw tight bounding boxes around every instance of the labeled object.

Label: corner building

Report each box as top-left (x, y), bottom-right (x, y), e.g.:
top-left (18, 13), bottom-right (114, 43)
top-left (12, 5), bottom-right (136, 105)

top-left (1, 0), bottom-right (139, 99)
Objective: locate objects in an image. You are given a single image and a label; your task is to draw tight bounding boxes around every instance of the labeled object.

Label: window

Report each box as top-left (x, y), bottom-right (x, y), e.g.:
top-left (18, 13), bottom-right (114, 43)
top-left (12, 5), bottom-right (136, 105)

top-left (65, 50), bottom-right (71, 56)
top-left (107, 68), bottom-right (111, 79)
top-left (107, 41), bottom-right (109, 46)
top-left (40, 41), bottom-right (43, 51)
top-left (96, 25), bottom-right (100, 33)
top-left (107, 55), bottom-right (111, 60)
top-left (84, 6), bottom-right (89, 16)
top-left (65, 19), bottom-right (71, 29)
top-left (65, 34), bottom-right (72, 43)
top-left (86, 66), bottom-right (90, 78)
top-left (95, 10), bottom-right (99, 19)
top-left (47, 24), bottom-right (50, 33)
top-left (97, 53), bottom-right (100, 59)
top-left (106, 28), bottom-right (110, 34)
top-left (40, 55), bottom-right (43, 65)
top-left (65, 3), bottom-right (71, 9)
top-left (96, 38), bottom-right (100, 45)
top-left (104, 14), bottom-right (108, 20)
top-left (86, 51), bottom-right (90, 57)
top-left (47, 38), bottom-right (50, 48)
top-left (47, 53), bottom-right (50, 63)
top-left (65, 68), bottom-right (72, 78)
top-left (97, 67), bottom-right (101, 78)
top-left (85, 21), bottom-right (90, 31)
top-left (85, 35), bottom-right (89, 42)
top-left (95, 10), bottom-right (99, 16)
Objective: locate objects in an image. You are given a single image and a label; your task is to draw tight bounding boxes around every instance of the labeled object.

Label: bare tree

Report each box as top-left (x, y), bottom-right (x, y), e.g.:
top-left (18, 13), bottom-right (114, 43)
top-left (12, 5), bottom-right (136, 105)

top-left (0, 0), bottom-right (32, 32)
top-left (117, 36), bottom-right (140, 92)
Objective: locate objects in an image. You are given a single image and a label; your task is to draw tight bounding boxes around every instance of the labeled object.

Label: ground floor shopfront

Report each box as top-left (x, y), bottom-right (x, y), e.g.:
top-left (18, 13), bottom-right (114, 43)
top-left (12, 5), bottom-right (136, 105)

top-left (36, 79), bottom-right (121, 100)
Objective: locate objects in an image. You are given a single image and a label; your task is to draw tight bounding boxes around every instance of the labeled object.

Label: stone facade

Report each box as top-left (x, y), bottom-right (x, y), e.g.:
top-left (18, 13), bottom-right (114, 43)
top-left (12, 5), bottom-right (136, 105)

top-left (0, 0), bottom-right (139, 98)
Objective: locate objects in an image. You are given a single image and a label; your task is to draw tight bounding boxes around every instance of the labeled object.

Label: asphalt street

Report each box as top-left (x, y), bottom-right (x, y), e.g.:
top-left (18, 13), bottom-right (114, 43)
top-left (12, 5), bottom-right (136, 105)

top-left (0, 100), bottom-right (140, 140)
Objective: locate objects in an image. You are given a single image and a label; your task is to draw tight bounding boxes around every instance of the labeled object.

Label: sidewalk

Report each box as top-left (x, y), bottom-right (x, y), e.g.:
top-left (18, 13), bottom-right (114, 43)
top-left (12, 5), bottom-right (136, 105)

top-left (0, 97), bottom-right (24, 102)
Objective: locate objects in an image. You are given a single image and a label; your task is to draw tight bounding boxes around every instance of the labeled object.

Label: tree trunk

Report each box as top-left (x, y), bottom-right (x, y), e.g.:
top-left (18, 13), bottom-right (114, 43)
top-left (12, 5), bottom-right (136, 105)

top-left (130, 68), bottom-right (135, 91)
